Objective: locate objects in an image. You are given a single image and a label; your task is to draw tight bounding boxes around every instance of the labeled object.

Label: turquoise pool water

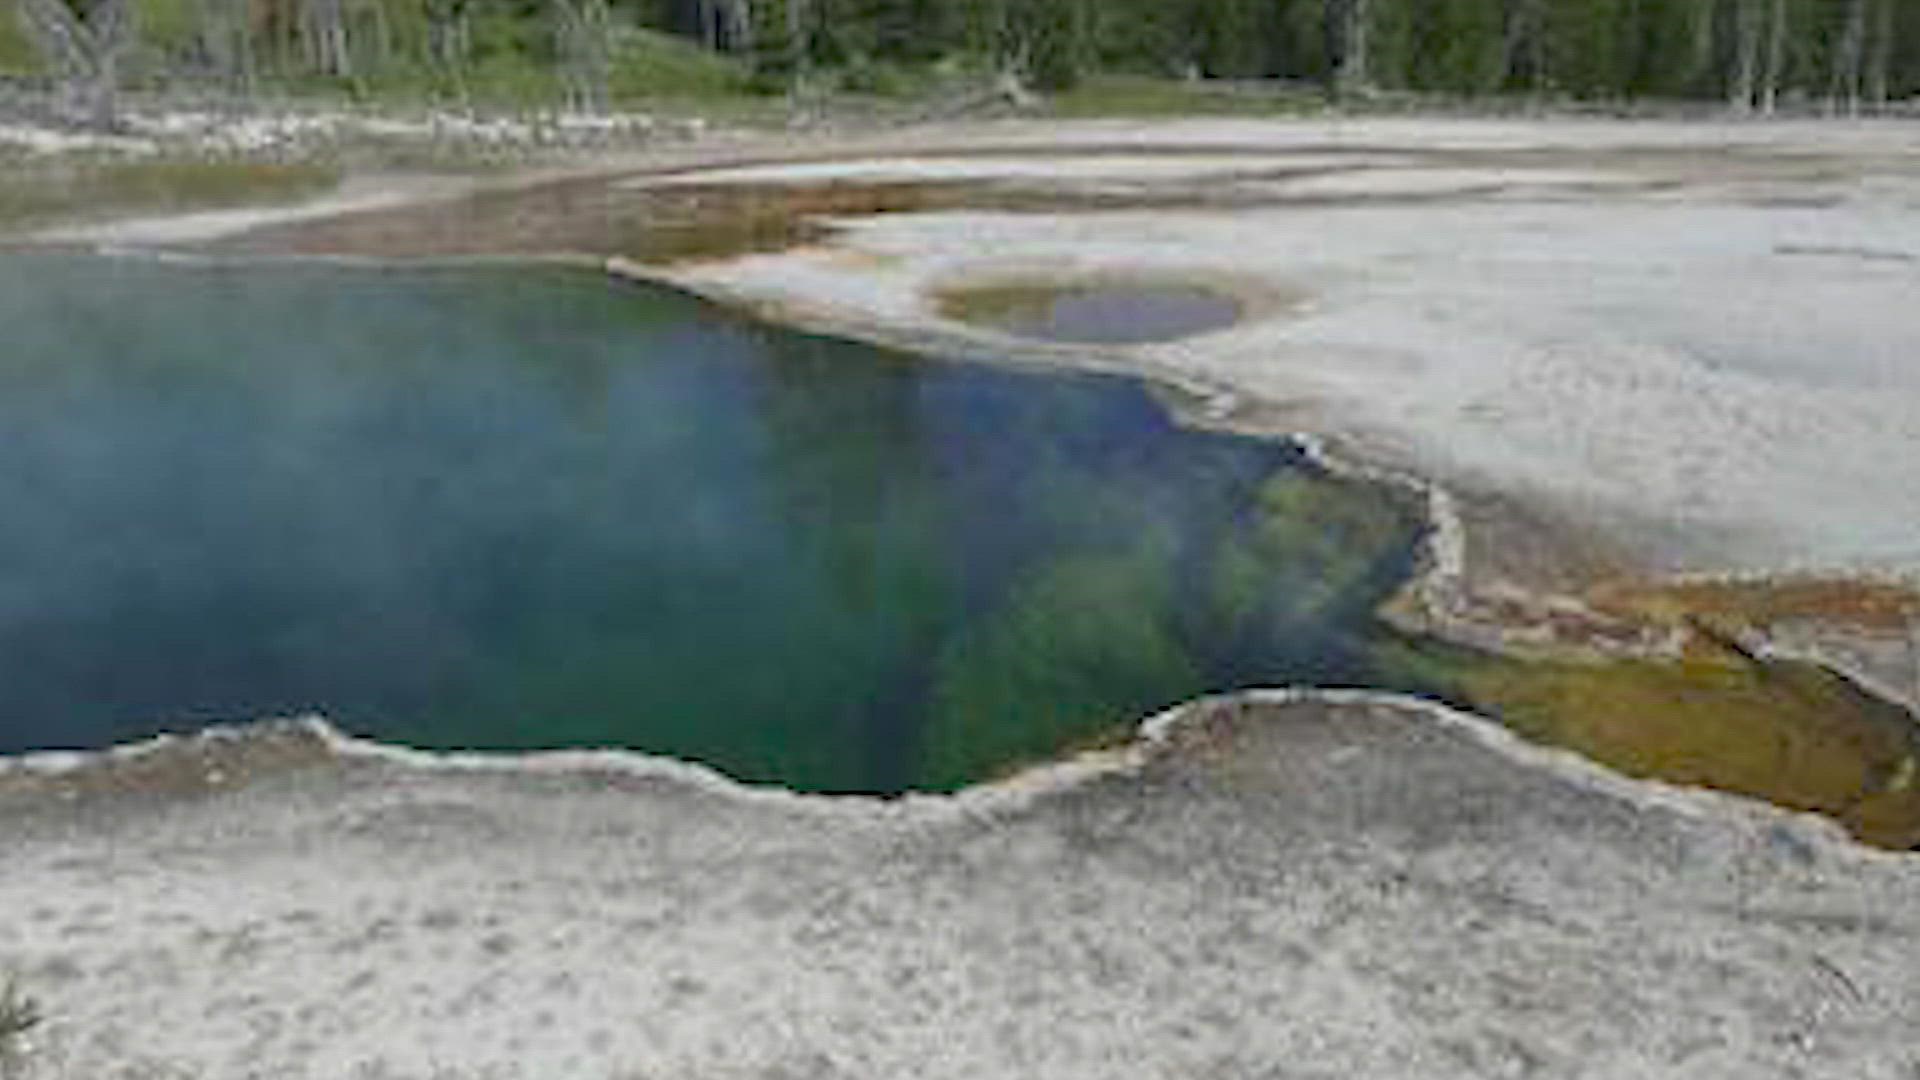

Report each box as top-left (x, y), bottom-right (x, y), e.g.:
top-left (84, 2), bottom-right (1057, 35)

top-left (0, 256), bottom-right (1426, 792)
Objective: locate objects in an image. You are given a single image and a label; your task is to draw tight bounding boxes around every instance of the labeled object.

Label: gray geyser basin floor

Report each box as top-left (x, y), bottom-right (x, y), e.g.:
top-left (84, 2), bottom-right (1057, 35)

top-left (655, 118), bottom-right (1920, 581)
top-left (3, 695), bottom-right (1916, 1079)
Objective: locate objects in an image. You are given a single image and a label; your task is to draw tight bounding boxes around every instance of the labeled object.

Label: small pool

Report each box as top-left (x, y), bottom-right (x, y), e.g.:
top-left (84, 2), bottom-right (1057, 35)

top-left (938, 281), bottom-right (1245, 345)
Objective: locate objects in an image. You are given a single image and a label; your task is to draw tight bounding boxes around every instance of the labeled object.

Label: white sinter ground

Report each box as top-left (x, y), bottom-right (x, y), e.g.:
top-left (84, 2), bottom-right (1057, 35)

top-left (650, 118), bottom-right (1920, 579)
top-left (3, 697), bottom-right (1920, 1079)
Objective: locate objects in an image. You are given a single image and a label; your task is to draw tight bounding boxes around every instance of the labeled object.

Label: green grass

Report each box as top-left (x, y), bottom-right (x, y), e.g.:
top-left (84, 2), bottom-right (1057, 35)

top-left (0, 0), bottom-right (40, 74)
top-left (1046, 74), bottom-right (1328, 118)
top-left (268, 26), bottom-right (759, 114)
top-left (607, 28), bottom-right (751, 102)
top-left (0, 157), bottom-right (341, 232)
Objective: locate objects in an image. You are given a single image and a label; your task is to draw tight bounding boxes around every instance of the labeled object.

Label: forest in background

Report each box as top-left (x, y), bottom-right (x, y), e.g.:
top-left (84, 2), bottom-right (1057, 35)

top-left (5, 0), bottom-right (1918, 127)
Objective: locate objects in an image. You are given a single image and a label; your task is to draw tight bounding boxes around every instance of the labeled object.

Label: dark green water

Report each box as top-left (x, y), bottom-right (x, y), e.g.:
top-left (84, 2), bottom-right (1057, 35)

top-left (0, 256), bottom-right (1427, 792)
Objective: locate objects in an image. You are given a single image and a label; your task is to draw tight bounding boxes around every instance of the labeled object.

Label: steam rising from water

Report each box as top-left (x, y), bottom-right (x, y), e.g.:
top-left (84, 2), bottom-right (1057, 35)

top-left (0, 255), bottom-right (1426, 791)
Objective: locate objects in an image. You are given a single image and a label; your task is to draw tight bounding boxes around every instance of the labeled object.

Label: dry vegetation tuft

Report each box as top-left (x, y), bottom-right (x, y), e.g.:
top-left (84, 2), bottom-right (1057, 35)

top-left (0, 977), bottom-right (42, 1079)
top-left (0, 156), bottom-right (339, 233)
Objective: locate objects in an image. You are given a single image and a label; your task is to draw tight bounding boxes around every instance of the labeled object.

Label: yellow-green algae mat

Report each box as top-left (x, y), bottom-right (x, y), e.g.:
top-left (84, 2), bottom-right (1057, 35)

top-left (1469, 653), bottom-right (1917, 849)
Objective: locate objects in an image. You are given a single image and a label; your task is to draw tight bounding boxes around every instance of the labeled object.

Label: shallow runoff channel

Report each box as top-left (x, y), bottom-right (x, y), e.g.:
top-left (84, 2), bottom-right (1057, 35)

top-left (0, 253), bottom-right (1438, 794)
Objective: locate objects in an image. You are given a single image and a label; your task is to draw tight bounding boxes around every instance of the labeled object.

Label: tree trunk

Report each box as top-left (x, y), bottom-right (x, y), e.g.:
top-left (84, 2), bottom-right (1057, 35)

top-left (195, 0), bottom-right (257, 100)
top-left (15, 0), bottom-right (132, 129)
top-left (1864, 0), bottom-right (1892, 108)
top-left (726, 0), bottom-right (752, 53)
top-left (87, 24), bottom-right (117, 127)
top-left (554, 0), bottom-right (610, 114)
top-left (426, 0), bottom-right (470, 67)
top-left (1683, 0), bottom-right (1716, 91)
top-left (1759, 0), bottom-right (1785, 114)
top-left (264, 0), bottom-right (297, 75)
top-left (994, 0), bottom-right (1028, 84)
top-left (1327, 0), bottom-right (1370, 94)
top-left (365, 0), bottom-right (391, 72)
top-left (1830, 0), bottom-right (1867, 115)
top-left (1728, 0), bottom-right (1760, 113)
top-left (302, 0), bottom-right (352, 77)
top-left (786, 0), bottom-right (806, 74)
top-left (1501, 0), bottom-right (1547, 93)
top-left (697, 0), bottom-right (717, 49)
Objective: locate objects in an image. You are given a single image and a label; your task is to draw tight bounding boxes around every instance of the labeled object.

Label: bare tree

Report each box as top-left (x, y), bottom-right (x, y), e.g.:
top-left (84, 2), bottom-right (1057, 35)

top-left (554, 0), bottom-right (611, 114)
top-left (1864, 0), bottom-right (1892, 108)
top-left (362, 0), bottom-right (393, 72)
top-left (1326, 0), bottom-right (1370, 95)
top-left (1502, 0), bottom-right (1549, 93)
top-left (692, 0), bottom-right (750, 51)
top-left (724, 0), bottom-right (753, 54)
top-left (1682, 0), bottom-right (1718, 91)
top-left (0, 977), bottom-right (41, 1080)
top-left (1830, 0), bottom-right (1868, 114)
top-left (425, 0), bottom-right (472, 102)
top-left (1759, 0), bottom-right (1786, 114)
top-left (694, 0), bottom-right (714, 48)
top-left (194, 0), bottom-right (258, 98)
top-left (301, 0), bottom-right (352, 76)
top-left (15, 0), bottom-right (133, 129)
top-left (786, 0), bottom-right (807, 75)
top-left (1727, 0), bottom-right (1761, 113)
